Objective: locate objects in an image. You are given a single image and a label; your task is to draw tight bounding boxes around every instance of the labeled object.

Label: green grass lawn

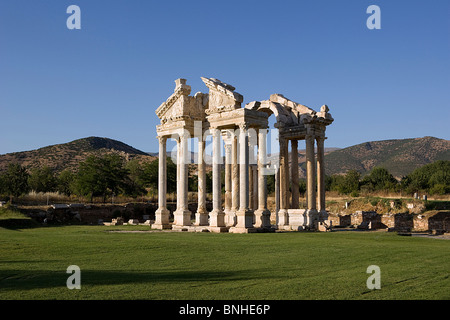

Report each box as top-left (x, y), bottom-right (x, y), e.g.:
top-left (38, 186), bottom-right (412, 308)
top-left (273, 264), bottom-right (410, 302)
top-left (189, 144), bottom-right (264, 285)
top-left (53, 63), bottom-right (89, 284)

top-left (0, 224), bottom-right (449, 300)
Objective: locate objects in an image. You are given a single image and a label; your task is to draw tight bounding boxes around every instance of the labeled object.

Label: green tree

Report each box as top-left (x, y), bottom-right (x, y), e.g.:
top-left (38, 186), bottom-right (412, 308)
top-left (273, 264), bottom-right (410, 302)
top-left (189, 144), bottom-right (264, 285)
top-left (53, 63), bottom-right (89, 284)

top-left (361, 167), bottom-right (398, 192)
top-left (329, 174), bottom-right (345, 193)
top-left (341, 170), bottom-right (361, 194)
top-left (73, 154), bottom-right (129, 202)
top-left (0, 173), bottom-right (6, 196)
top-left (141, 157), bottom-right (177, 193)
top-left (2, 163), bottom-right (30, 203)
top-left (266, 174), bottom-right (275, 194)
top-left (123, 160), bottom-right (147, 198)
top-left (28, 166), bottom-right (57, 193)
top-left (57, 169), bottom-right (75, 197)
top-left (404, 160), bottom-right (450, 194)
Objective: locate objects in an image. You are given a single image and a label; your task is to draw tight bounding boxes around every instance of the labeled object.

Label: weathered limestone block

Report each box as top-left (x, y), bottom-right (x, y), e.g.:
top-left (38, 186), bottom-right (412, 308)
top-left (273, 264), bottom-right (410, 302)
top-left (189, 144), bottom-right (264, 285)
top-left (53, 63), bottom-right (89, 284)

top-left (111, 217), bottom-right (123, 226)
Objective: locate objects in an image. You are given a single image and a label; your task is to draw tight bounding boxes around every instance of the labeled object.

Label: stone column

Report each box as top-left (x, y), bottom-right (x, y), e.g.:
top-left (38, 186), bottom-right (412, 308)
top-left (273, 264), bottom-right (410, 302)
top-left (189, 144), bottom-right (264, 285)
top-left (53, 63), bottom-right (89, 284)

top-left (223, 133), bottom-right (233, 224)
top-left (254, 128), bottom-right (271, 228)
top-left (278, 137), bottom-right (289, 228)
top-left (154, 136), bottom-right (170, 229)
top-left (253, 165), bottom-right (258, 210)
top-left (230, 133), bottom-right (239, 226)
top-left (316, 136), bottom-right (327, 218)
top-left (305, 134), bottom-right (318, 227)
top-left (291, 139), bottom-right (299, 209)
top-left (195, 138), bottom-right (208, 226)
top-left (249, 163), bottom-right (254, 210)
top-left (209, 128), bottom-right (225, 229)
top-left (229, 124), bottom-right (254, 233)
top-left (275, 165), bottom-right (280, 224)
top-left (176, 137), bottom-right (180, 212)
top-left (173, 131), bottom-right (191, 227)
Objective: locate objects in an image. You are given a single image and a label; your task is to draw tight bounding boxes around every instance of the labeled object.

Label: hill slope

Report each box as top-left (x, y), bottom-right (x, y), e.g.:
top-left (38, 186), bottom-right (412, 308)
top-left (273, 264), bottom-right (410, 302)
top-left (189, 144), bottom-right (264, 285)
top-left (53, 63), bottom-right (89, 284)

top-left (1, 136), bottom-right (448, 179)
top-left (323, 136), bottom-right (450, 178)
top-left (0, 137), bottom-right (155, 173)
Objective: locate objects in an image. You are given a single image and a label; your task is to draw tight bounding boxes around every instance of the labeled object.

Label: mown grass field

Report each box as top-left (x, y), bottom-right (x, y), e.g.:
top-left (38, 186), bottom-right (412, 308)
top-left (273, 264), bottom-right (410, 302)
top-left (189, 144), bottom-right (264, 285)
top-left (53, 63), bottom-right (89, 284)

top-left (0, 224), bottom-right (449, 300)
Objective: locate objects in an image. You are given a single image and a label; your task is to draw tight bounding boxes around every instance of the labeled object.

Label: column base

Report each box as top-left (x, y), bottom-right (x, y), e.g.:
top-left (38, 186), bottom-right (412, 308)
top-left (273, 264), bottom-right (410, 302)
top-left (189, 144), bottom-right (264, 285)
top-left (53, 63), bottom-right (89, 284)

top-left (305, 209), bottom-right (319, 229)
top-left (254, 209), bottom-right (271, 228)
top-left (173, 209), bottom-right (192, 227)
top-left (225, 209), bottom-right (237, 227)
top-left (318, 210), bottom-right (329, 222)
top-left (287, 209), bottom-right (306, 231)
top-left (229, 226), bottom-right (258, 234)
top-left (234, 209), bottom-right (254, 229)
top-left (209, 209), bottom-right (226, 228)
top-left (153, 208), bottom-right (170, 229)
top-left (170, 225), bottom-right (229, 233)
top-left (152, 223), bottom-right (172, 230)
top-left (277, 209), bottom-right (289, 229)
top-left (207, 226), bottom-right (229, 233)
top-left (194, 209), bottom-right (209, 226)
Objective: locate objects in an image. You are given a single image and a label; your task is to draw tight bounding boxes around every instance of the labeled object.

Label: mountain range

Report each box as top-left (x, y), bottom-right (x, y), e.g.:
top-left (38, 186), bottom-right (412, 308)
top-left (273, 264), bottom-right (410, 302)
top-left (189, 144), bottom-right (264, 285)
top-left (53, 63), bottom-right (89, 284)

top-left (0, 137), bottom-right (156, 173)
top-left (0, 136), bottom-right (448, 178)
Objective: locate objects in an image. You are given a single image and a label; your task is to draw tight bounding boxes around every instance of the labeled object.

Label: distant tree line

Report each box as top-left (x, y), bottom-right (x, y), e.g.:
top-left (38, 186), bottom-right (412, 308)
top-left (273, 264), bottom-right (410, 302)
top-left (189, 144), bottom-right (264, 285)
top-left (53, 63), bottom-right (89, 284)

top-left (0, 154), bottom-right (179, 203)
top-left (0, 156), bottom-right (448, 203)
top-left (323, 160), bottom-right (449, 196)
top-left (265, 160), bottom-right (449, 197)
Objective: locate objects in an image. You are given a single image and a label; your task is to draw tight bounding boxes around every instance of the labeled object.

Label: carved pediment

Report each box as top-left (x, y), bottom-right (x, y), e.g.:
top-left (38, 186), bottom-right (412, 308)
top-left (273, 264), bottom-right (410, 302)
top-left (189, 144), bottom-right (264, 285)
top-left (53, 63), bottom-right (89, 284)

top-left (201, 77), bottom-right (243, 113)
top-left (155, 79), bottom-right (191, 120)
top-left (155, 78), bottom-right (206, 123)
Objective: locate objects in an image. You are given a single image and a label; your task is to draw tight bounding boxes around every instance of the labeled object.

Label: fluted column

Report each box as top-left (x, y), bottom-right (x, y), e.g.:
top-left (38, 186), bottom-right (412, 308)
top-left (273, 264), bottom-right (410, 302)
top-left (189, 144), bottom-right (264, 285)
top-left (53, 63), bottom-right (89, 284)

top-left (239, 125), bottom-right (250, 212)
top-left (275, 165), bottom-right (280, 224)
top-left (253, 165), bottom-right (258, 210)
top-left (230, 133), bottom-right (239, 226)
top-left (305, 134), bottom-right (318, 228)
top-left (176, 137), bottom-right (181, 212)
top-left (223, 132), bottom-right (233, 224)
top-left (229, 124), bottom-right (254, 233)
top-left (278, 137), bottom-right (289, 227)
top-left (254, 128), bottom-right (271, 228)
top-left (209, 128), bottom-right (225, 228)
top-left (154, 136), bottom-right (170, 229)
top-left (195, 138), bottom-right (208, 225)
top-left (249, 163), bottom-right (254, 210)
top-left (306, 134), bottom-right (316, 211)
top-left (316, 136), bottom-right (326, 215)
top-left (173, 131), bottom-right (191, 227)
top-left (291, 139), bottom-right (299, 209)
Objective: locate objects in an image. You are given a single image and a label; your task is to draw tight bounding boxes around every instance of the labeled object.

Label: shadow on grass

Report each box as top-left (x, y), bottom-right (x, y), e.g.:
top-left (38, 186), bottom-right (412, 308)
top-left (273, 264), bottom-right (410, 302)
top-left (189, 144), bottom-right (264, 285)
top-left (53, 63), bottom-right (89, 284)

top-left (0, 219), bottom-right (86, 231)
top-left (0, 219), bottom-right (40, 230)
top-left (0, 269), bottom-right (272, 291)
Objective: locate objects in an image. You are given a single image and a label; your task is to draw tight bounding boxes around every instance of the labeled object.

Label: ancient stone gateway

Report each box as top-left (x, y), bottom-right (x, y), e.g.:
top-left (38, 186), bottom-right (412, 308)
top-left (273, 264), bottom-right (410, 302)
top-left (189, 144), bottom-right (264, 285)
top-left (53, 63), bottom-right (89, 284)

top-left (154, 77), bottom-right (333, 233)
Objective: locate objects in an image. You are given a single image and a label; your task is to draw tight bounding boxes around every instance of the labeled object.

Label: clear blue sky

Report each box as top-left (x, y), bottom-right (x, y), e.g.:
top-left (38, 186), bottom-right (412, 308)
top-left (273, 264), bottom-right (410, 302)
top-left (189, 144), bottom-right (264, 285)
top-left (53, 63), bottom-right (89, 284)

top-left (0, 0), bottom-right (449, 155)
